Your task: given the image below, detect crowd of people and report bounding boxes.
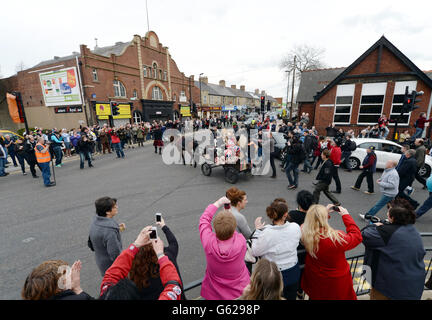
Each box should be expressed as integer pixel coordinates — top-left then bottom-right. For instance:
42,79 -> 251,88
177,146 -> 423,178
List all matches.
21,186 -> 430,301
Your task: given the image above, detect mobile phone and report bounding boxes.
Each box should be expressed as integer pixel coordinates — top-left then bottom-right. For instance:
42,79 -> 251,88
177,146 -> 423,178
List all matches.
155,213 -> 162,223
224,203 -> 231,210
150,227 -> 158,240
332,206 -> 340,212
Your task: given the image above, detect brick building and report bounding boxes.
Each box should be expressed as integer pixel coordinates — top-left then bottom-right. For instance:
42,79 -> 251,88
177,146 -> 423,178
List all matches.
3,31 -> 199,130
297,36 -> 432,137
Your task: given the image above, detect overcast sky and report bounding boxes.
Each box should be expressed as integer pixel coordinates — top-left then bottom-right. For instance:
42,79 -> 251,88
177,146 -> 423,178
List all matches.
1,0 -> 432,101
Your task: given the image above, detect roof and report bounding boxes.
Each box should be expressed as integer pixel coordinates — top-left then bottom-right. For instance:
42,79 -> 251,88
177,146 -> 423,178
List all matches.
314,36 -> 432,101
32,53 -> 80,68
91,41 -> 131,57
297,68 -> 346,102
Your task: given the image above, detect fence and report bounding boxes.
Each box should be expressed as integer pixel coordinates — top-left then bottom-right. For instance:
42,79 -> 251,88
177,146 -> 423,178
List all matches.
184,233 -> 432,299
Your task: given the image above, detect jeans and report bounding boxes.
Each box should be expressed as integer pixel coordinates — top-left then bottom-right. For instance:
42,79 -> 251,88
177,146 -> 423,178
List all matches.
332,166 -> 342,192
112,143 -> 124,158
8,149 -> 17,166
416,192 -> 432,218
286,162 -> 299,187
303,155 -> 313,172
380,127 -> 389,139
16,153 -> 29,173
281,263 -> 300,300
413,128 -> 423,139
79,151 -> 92,168
53,146 -> 63,166
39,162 -> 51,186
341,151 -> 352,171
0,158 -> 5,175
366,195 -> 395,216
270,151 -> 277,176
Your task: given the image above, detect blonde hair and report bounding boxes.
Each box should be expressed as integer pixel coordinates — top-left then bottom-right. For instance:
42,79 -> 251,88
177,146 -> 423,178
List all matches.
240,259 -> 284,300
301,205 -> 347,259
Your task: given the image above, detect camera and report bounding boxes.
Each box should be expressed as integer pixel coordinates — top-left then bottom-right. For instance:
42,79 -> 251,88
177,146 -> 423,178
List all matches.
332,206 -> 340,212
224,203 -> 231,210
155,213 -> 162,223
150,227 -> 158,240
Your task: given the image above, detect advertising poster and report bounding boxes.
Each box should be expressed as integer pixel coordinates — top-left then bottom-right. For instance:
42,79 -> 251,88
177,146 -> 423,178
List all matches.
39,67 -> 82,106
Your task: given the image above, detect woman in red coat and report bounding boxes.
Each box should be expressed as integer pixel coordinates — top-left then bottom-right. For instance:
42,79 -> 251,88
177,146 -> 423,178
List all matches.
300,204 -> 362,300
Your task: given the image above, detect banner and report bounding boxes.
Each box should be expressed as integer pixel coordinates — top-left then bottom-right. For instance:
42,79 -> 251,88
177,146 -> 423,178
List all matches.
180,106 -> 191,117
39,67 -> 82,106
6,93 -> 22,123
96,103 -> 111,117
113,104 -> 131,119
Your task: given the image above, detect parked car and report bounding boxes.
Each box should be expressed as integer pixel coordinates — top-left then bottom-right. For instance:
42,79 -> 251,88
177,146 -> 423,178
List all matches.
349,138 -> 432,178
0,129 -> 25,141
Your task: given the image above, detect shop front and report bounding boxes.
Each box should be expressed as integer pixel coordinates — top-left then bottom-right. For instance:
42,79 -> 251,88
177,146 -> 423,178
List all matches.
94,101 -> 132,127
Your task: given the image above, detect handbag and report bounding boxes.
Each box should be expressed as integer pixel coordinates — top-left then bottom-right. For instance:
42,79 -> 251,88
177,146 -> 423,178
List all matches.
244,231 -> 258,264
87,236 -> 94,252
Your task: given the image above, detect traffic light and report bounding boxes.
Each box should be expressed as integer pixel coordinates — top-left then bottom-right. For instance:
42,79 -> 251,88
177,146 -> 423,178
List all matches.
192,103 -> 197,114
260,96 -> 265,113
401,87 -> 411,113
410,90 -> 424,111
267,101 -> 271,112
111,101 -> 120,116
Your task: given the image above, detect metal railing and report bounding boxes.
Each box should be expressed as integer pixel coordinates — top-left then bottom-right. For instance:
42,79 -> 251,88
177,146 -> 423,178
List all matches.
184,233 -> 432,299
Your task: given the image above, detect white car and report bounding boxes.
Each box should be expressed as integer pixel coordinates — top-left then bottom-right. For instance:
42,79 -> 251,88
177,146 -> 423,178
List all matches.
348,138 -> 432,178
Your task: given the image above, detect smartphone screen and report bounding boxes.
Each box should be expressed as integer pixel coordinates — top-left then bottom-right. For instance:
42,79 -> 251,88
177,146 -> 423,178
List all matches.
150,227 -> 157,239
155,213 -> 162,222
332,206 -> 340,212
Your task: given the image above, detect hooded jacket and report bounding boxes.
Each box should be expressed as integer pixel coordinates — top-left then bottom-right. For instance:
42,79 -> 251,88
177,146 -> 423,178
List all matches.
199,204 -> 250,300
377,167 -> 399,197
89,215 -> 123,276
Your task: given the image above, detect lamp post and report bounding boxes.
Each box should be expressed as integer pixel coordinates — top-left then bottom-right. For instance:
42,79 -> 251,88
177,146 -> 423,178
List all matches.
285,70 -> 290,119
199,73 -> 204,119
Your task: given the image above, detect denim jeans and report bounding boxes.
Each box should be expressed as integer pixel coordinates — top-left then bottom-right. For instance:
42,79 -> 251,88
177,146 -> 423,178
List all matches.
112,143 -> 125,158
414,128 -> 423,139
8,148 -> 18,166
0,158 -> 5,175
416,192 -> 432,218
39,162 -> 51,186
286,162 -> 299,187
79,151 -> 92,168
341,151 -> 352,170
366,195 -> 394,217
53,146 -> 63,166
303,156 -> 313,172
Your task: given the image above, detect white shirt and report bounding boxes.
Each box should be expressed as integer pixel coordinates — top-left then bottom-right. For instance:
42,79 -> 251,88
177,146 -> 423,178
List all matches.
251,222 -> 301,271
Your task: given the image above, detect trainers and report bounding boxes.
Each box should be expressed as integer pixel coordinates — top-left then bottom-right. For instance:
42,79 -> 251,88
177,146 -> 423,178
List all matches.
55,164 -> 61,168
23,172 -> 27,176
351,186 -> 360,191
364,191 -> 374,195
359,214 -> 366,221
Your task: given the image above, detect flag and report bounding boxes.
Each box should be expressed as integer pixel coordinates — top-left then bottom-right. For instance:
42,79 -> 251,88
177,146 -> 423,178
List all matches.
6,93 -> 23,123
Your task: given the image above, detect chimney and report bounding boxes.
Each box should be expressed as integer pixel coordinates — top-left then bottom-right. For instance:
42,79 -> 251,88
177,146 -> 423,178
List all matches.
231,85 -> 236,90
240,85 -> 245,91
254,89 -> 260,95
219,80 -> 225,87
201,76 -> 208,84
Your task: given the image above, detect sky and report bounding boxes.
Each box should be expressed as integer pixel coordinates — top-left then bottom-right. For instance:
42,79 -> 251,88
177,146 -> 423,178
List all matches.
1,0 -> 432,102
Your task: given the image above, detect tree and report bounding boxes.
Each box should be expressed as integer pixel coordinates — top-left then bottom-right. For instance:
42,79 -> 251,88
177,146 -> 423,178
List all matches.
15,61 -> 27,73
280,44 -> 327,78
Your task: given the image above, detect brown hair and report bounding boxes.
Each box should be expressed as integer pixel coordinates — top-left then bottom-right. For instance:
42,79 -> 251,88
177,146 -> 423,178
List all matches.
22,260 -> 68,300
226,187 -> 246,207
240,258 -> 284,300
129,244 -> 160,290
266,201 -> 288,222
213,210 -> 237,240
322,149 -> 331,158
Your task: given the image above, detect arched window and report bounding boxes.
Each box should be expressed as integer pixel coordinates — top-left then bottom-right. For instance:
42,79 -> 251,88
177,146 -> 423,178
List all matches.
152,86 -> 163,101
153,63 -> 158,79
133,110 -> 143,124
113,80 -> 126,97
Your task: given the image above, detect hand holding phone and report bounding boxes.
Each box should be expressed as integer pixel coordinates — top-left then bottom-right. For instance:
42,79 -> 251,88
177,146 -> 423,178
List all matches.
150,227 -> 158,240
155,213 -> 162,223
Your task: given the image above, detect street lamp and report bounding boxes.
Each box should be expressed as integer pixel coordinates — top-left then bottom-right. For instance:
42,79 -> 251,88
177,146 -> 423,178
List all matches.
285,70 -> 290,119
199,73 -> 204,119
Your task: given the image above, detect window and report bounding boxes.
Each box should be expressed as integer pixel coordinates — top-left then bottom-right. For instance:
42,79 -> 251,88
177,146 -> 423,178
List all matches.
390,81 -> 417,126
159,70 -> 163,80
113,80 -> 126,97
203,95 -> 207,104
381,143 -> 402,154
153,63 -> 158,79
358,142 -> 380,150
92,69 -> 98,81
358,83 -> 387,124
143,66 -> 148,77
333,84 -> 355,124
173,94 -> 177,101
132,89 -> 138,99
163,71 -> 167,81
133,110 -> 142,124
179,91 -> 187,102
152,86 -> 163,100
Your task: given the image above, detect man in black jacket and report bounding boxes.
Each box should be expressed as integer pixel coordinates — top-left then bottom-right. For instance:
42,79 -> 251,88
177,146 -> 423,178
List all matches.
325,123 -> 338,137
313,149 -> 341,205
301,131 -> 315,173
396,149 -> 420,209
285,136 -> 306,190
77,135 -> 94,169
340,135 -> 355,172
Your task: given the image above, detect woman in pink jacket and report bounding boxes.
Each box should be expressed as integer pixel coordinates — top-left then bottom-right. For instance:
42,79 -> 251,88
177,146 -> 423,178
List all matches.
199,196 -> 250,300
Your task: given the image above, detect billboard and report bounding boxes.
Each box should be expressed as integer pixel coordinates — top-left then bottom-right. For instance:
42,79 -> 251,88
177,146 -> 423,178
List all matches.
95,102 -> 131,120
39,67 -> 82,106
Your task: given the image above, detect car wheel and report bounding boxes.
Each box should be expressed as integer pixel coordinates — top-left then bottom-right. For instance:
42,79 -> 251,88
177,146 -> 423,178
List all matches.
419,164 -> 431,178
349,157 -> 360,170
201,163 -> 212,176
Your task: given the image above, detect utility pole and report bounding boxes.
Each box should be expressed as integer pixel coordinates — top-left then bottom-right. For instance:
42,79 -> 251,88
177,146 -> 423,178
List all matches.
199,73 -> 203,119
290,55 -> 296,121
285,70 -> 290,118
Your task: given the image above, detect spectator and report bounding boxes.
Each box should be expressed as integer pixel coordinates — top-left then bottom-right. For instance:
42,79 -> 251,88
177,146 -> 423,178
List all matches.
61,129 -> 72,157
351,146 -> 377,194
313,149 -> 340,206
360,160 -> 399,222
240,258 -> 284,300
77,135 -> 94,169
396,149 -> 420,209
108,128 -> 125,159
100,227 -> 183,300
14,138 -> 30,176
285,136 -> 306,190
4,134 -> 17,167
24,135 -> 40,178
301,204 -> 363,300
377,113 -> 389,139
340,135 -> 355,172
0,142 -> 9,177
199,196 -> 250,300
414,139 -> 427,189
22,260 -> 93,300
369,125 -> 381,138
362,199 -> 426,300
329,140 -> 342,194
50,131 -> 64,167
325,123 -> 338,137
416,174 -> 432,219
89,197 -> 124,276
413,112 -> 432,138
312,136 -> 326,170
399,130 -> 411,144
301,131 -> 314,174
250,200 -> 301,300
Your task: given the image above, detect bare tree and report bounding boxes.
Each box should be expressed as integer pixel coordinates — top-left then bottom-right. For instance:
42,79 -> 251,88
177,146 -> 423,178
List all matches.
15,61 -> 27,73
280,44 -> 327,77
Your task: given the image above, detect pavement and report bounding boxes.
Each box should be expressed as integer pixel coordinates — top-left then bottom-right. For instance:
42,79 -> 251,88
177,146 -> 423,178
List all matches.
0,141 -> 431,300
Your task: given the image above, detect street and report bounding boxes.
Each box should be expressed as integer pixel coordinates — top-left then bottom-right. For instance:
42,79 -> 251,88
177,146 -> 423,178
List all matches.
1,142 -> 431,300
